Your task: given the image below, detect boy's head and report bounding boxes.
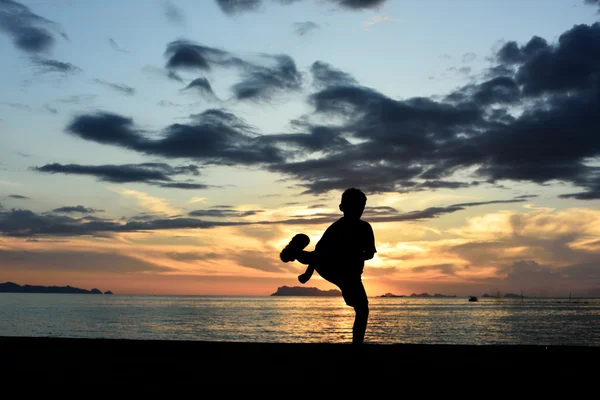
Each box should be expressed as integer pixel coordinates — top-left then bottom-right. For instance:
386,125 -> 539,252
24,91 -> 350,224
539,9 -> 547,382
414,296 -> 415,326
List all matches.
339,188 -> 367,219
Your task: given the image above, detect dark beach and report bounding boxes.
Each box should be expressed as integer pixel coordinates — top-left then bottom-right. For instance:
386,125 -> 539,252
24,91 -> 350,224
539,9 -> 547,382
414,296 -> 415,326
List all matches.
2,336 -> 598,383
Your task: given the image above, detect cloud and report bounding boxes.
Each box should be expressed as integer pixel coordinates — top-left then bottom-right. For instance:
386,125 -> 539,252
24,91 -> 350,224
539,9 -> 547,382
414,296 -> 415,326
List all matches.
108,38 -> 129,53
0,249 -> 175,273
8,195 -> 30,200
310,61 -> 357,88
163,1 -> 185,25
584,0 -> 600,12
44,105 -> 59,114
272,22 -> 600,197
0,0 -> 67,54
293,21 -> 320,36
93,79 -> 135,96
65,109 -> 285,165
181,77 -> 218,99
462,52 -> 477,63
0,197 -> 527,237
52,22 -> 600,200
215,0 -> 387,15
29,57 -> 82,74
215,0 -> 262,14
34,162 -> 207,190
53,206 -> 103,214
165,40 -> 302,101
141,65 -> 185,83
188,208 -> 263,218
412,263 -> 458,275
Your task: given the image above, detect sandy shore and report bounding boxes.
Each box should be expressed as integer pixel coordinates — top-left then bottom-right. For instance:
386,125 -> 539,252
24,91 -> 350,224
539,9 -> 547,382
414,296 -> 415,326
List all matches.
2,336 -> 598,383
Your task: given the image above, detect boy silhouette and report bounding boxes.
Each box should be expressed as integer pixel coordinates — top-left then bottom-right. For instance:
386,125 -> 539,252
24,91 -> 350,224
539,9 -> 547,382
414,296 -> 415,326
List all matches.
280,188 -> 376,345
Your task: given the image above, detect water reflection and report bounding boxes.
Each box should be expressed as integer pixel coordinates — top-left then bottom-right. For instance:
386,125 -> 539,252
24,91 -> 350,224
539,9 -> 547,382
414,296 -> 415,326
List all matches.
0,294 -> 598,345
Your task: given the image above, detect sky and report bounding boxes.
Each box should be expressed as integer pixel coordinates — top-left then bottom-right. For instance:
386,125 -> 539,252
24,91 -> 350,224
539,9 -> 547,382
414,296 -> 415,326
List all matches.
1,0 -> 600,297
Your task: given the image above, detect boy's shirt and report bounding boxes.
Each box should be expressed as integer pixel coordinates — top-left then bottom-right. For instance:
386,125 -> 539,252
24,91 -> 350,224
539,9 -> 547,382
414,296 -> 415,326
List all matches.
315,216 -> 376,275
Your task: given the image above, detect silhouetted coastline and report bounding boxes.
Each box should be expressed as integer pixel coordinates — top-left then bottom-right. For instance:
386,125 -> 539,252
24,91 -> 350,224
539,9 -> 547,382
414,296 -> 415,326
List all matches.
270,285 -> 342,296
380,292 -> 457,298
0,282 -> 112,295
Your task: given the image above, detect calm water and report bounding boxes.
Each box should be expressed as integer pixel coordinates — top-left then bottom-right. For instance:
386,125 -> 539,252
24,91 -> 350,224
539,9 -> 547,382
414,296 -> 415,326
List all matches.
1,294 -> 599,346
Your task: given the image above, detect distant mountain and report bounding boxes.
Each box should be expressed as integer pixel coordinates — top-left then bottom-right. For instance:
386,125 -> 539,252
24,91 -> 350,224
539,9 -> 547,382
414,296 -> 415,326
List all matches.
409,293 -> 457,298
0,282 -> 110,295
271,286 -> 342,297
380,292 -> 456,298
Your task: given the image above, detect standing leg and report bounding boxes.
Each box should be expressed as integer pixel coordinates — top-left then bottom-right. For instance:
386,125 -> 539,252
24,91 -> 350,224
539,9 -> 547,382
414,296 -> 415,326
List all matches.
340,278 -> 369,345
352,303 -> 369,345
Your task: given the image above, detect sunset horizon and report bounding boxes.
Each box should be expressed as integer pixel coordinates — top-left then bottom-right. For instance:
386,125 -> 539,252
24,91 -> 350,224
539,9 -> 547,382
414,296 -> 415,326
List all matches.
2,0 -> 600,298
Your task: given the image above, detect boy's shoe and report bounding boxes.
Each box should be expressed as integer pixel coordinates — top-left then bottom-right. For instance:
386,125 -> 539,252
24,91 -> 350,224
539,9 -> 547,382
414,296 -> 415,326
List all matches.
298,271 -> 312,284
280,234 -> 310,262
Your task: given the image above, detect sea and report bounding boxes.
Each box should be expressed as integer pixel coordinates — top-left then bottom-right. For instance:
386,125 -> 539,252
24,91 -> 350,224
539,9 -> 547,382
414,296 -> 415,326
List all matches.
1,294 -> 599,346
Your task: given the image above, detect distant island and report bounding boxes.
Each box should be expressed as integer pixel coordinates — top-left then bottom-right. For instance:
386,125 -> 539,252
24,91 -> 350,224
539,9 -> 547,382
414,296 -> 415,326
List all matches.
380,292 -> 457,298
271,286 -> 342,297
0,282 -> 113,295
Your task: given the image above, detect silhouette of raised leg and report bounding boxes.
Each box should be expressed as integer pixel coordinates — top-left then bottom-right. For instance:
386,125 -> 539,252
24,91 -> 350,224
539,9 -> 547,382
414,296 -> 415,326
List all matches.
280,234 -> 310,263
298,266 -> 314,284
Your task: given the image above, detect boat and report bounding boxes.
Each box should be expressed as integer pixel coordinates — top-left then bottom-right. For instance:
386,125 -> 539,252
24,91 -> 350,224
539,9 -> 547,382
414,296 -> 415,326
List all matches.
468,296 -> 478,302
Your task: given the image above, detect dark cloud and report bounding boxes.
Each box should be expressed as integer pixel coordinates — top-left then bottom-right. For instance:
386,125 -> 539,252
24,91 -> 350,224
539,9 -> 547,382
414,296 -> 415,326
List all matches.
44,105 -> 59,114
108,38 -> 129,53
0,208 -> 243,237
333,0 -> 387,9
215,0 -> 386,15
53,206 -> 103,214
164,1 -> 185,25
66,109 -> 285,165
159,182 -> 210,189
258,124 -> 350,153
215,0 -> 262,14
93,79 -> 135,96
188,208 -> 262,218
0,249 -> 174,273
293,21 -> 320,36
445,76 -> 520,106
310,61 -> 357,88
57,95 -> 97,104
30,57 -> 81,74
0,197 -> 524,237
231,54 -> 302,101
8,195 -> 30,200
182,77 -> 217,99
165,40 -> 302,101
166,251 -> 221,262
584,0 -> 600,11
0,0 -> 66,54
413,263 -> 458,275
53,23 -> 600,200
273,23 -> 600,197
34,162 -> 207,190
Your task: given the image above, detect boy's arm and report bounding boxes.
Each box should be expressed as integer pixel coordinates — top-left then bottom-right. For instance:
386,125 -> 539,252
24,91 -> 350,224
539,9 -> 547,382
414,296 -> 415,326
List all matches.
362,222 -> 377,260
